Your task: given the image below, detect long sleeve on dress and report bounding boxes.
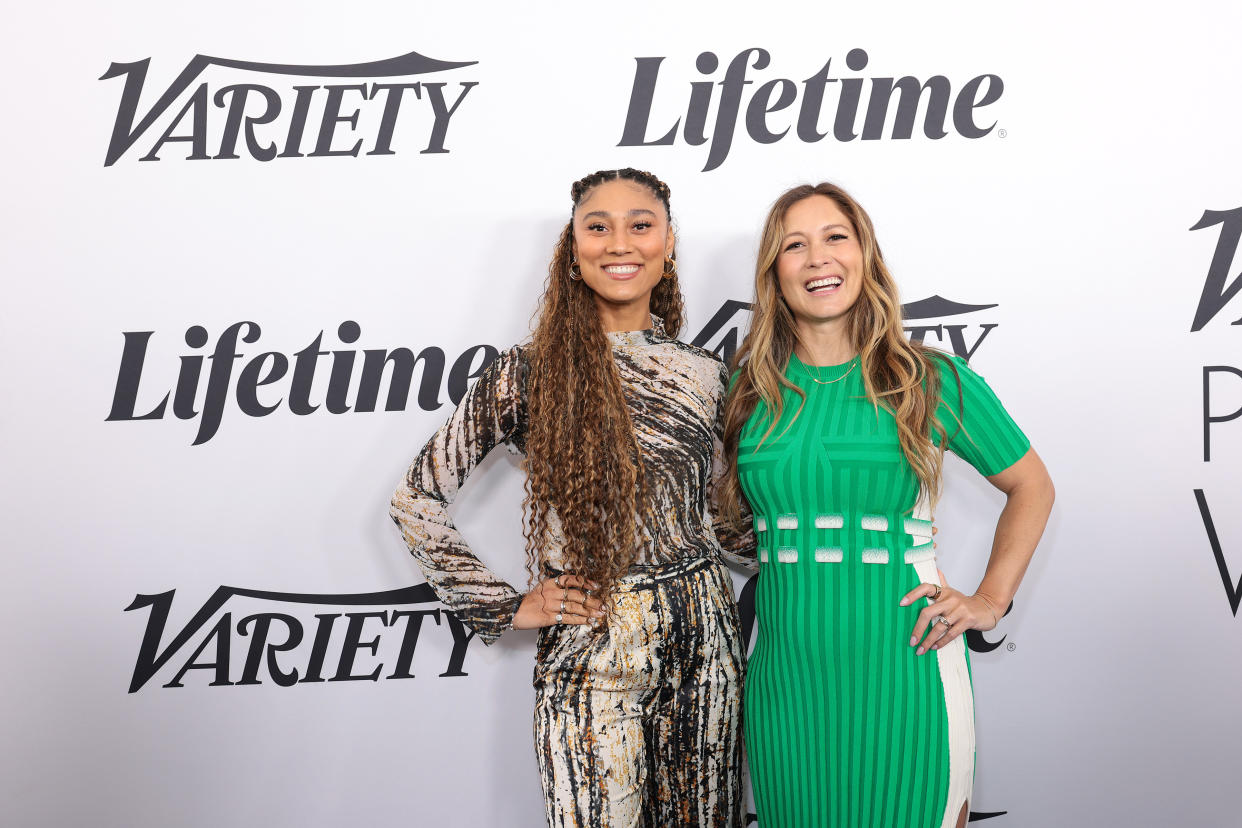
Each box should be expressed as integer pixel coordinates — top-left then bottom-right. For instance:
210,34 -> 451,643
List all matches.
710,361 -> 757,571
389,346 -> 528,645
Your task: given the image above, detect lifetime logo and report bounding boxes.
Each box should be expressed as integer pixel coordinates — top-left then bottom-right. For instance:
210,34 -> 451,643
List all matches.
105,298 -> 1002,446
619,48 -> 1004,172
106,321 -> 499,445
105,298 -> 1003,446
99,50 -> 478,166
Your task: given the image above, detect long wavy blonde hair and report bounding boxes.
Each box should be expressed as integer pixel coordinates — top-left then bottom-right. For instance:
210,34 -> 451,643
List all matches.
524,168 -> 684,608
719,183 -> 960,525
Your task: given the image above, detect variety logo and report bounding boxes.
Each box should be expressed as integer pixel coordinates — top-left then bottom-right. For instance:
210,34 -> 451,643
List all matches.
620,48 -> 1004,171
900,295 -> 999,359
1192,207 -> 1242,461
965,600 -> 1014,653
125,583 -> 476,692
691,295 -> 1000,365
100,50 -> 478,165
690,299 -> 755,364
1190,207 -> 1242,332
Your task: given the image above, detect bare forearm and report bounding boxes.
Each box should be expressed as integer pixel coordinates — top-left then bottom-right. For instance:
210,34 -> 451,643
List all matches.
910,450 -> 1052,650
975,475 -> 1054,610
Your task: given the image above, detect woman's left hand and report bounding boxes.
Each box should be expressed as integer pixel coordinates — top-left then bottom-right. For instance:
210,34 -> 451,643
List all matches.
899,570 -> 1000,655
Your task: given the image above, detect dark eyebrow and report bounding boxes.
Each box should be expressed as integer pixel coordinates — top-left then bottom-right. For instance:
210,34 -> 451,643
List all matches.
580,208 -> 659,221
780,223 -> 849,243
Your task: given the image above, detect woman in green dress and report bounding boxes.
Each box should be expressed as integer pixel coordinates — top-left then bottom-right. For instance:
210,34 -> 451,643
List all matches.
718,183 -> 1055,828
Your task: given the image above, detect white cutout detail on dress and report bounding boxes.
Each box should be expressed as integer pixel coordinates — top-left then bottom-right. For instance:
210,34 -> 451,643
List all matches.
814,514 -> 844,529
756,516 -> 767,533
861,548 -> 889,564
776,514 -> 798,530
860,514 -> 889,531
814,548 -> 844,563
904,546 -> 936,564
904,516 -> 934,538
776,547 -> 798,563
759,548 -> 769,563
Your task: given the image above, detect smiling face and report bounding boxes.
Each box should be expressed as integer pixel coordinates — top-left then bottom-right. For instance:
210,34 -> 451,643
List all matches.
572,179 -> 674,323
775,194 -> 865,329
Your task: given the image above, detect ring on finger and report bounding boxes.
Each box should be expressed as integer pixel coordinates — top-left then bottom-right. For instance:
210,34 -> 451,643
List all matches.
555,576 -> 563,589
554,613 -> 563,623
930,583 -> 943,601
936,615 -> 950,627
559,599 -> 566,613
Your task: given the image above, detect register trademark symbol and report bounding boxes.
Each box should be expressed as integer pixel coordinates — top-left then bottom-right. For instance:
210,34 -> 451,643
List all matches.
1006,642 -> 1016,652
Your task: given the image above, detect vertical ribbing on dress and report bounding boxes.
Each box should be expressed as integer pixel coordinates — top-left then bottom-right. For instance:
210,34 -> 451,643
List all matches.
740,352 -> 1028,828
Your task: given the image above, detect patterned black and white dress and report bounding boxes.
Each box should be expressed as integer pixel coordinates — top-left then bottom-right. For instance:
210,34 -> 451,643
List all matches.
390,318 -> 755,828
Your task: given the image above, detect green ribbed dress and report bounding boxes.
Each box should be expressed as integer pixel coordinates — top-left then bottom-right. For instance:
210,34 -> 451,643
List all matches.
741,352 -> 1029,828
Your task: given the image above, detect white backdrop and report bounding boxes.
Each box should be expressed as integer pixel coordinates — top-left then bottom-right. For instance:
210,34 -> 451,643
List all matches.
3,2 -> 1241,826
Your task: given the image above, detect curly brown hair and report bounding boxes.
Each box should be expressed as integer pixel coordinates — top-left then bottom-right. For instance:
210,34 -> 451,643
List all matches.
523,169 -> 685,609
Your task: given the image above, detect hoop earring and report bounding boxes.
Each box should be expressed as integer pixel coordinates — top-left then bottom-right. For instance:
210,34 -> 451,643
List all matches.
569,259 -> 582,281
663,256 -> 677,280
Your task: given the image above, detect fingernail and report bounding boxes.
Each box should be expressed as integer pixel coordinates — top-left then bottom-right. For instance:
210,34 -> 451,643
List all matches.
899,598 -> 909,606
593,610 -> 605,617
916,647 -> 925,656
931,644 -> 939,651
909,637 -> 917,647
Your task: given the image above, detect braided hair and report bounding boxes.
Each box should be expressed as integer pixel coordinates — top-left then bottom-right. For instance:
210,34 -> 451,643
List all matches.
522,168 -> 685,611
566,168 -> 682,337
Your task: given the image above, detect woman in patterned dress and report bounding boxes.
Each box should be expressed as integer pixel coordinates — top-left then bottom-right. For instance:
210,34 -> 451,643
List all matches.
719,183 -> 1055,828
390,169 -> 754,827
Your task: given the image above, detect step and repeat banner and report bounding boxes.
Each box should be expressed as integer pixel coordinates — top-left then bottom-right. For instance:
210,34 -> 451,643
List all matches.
3,3 -> 1240,826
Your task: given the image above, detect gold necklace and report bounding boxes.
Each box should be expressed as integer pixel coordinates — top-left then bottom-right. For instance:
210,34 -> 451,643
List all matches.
800,355 -> 858,385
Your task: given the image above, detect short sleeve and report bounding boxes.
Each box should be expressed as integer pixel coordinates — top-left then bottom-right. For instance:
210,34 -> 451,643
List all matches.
933,354 -> 1030,477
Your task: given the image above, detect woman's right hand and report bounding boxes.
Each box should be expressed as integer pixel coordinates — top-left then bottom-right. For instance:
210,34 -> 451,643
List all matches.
512,574 -> 606,629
